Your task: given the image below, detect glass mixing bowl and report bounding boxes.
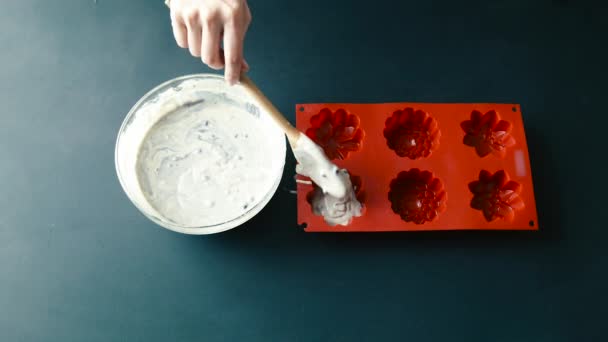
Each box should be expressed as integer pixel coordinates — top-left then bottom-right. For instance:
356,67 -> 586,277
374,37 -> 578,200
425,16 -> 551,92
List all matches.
115,74 -> 286,234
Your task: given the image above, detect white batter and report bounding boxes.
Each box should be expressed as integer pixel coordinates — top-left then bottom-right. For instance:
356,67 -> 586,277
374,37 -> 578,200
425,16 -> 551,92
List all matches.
308,169 -> 363,226
292,133 -> 362,225
118,77 -> 285,229
292,133 -> 348,198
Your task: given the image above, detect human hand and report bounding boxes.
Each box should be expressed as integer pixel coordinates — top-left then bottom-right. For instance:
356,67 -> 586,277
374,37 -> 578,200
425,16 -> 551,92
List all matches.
167,0 -> 251,85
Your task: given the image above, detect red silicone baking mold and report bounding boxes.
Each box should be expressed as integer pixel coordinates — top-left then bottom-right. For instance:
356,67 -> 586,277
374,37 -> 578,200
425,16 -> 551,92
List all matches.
296,103 -> 538,232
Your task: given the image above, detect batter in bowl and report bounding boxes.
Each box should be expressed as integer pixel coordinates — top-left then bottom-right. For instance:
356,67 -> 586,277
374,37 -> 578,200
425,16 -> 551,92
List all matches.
116,75 -> 285,231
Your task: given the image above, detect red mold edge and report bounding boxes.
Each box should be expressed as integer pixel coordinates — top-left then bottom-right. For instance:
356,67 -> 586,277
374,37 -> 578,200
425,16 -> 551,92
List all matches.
383,108 -> 441,159
469,170 -> 525,222
388,169 -> 447,224
461,110 -> 516,158
305,108 -> 365,160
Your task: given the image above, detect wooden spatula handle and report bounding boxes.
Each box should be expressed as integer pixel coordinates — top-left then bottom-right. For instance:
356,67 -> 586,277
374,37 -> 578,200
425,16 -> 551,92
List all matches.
239,74 -> 301,146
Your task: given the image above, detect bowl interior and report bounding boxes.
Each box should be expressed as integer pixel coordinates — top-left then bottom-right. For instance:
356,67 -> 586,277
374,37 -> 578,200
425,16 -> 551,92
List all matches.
115,74 -> 286,234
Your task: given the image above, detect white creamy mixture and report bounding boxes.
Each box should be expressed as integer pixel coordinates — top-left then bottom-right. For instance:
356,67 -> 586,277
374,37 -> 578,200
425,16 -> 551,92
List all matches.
292,133 -> 362,226
117,77 -> 285,229
292,133 -> 348,198
308,169 -> 363,226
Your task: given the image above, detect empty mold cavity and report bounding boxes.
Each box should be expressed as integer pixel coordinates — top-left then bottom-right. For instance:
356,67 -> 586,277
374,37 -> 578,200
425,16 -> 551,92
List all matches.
383,108 -> 441,159
468,170 -> 525,222
461,110 -> 516,158
388,169 -> 447,224
305,108 -> 365,160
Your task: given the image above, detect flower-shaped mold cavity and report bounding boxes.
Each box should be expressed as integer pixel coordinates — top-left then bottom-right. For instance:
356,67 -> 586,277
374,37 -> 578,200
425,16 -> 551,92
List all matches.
305,108 -> 365,160
388,169 -> 447,224
307,173 -> 366,207
469,170 -> 525,222
383,108 -> 441,159
461,110 -> 516,158
306,173 -> 366,226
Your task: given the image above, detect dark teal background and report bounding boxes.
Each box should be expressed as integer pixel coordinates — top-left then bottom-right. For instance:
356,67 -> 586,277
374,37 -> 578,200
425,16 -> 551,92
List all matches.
1,0 -> 607,341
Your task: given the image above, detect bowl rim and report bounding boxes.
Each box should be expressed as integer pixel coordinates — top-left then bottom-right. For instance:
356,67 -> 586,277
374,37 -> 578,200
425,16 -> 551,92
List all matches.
114,73 -> 286,234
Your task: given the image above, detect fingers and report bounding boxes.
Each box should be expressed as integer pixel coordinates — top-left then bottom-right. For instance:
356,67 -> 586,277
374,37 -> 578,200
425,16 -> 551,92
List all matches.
184,10 -> 202,57
223,24 -> 245,85
201,19 -> 224,70
168,1 -> 251,85
170,10 -> 188,48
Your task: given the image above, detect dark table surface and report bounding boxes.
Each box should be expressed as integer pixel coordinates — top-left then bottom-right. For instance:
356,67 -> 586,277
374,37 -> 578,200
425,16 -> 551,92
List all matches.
1,0 -> 607,341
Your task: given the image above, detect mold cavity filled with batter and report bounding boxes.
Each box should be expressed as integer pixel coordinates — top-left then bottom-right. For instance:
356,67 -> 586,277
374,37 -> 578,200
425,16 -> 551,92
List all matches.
468,170 -> 525,222
461,110 -> 516,158
383,108 -> 441,159
388,169 -> 447,224
306,171 -> 366,226
305,108 -> 365,160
